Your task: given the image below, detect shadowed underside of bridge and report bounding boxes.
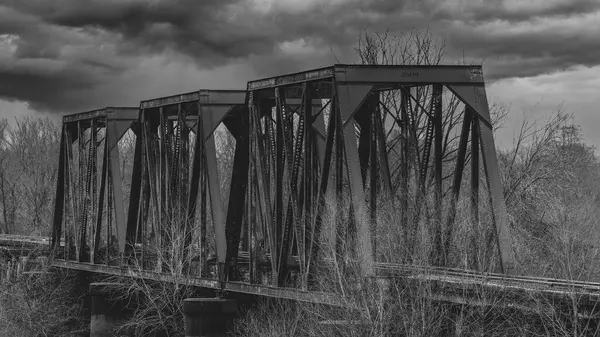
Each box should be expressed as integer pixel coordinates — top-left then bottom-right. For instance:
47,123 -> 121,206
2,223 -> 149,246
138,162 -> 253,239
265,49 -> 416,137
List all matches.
4,233 -> 600,316
47,64 -> 524,303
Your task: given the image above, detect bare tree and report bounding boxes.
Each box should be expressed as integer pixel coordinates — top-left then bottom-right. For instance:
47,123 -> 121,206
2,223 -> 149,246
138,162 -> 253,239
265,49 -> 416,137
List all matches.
0,119 -> 21,235
0,258 -> 88,335
4,117 -> 60,235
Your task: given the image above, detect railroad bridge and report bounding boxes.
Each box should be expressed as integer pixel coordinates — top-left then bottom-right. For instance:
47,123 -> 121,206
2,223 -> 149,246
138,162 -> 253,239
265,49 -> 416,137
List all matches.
1,65 -> 599,336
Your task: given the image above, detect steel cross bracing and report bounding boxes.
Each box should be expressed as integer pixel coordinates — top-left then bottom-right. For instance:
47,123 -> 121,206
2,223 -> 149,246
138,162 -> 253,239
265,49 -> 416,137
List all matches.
49,65 -> 514,298
241,64 -> 513,291
125,90 -> 247,278
51,107 -> 139,264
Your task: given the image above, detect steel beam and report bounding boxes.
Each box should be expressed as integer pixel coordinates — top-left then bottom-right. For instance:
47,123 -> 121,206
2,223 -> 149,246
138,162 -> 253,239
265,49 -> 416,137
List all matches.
443,108 -> 472,264
449,86 -> 515,272
224,112 -> 249,280
447,86 -> 492,127
337,83 -> 374,276
51,259 -> 348,307
63,107 -> 138,123
470,114 -> 480,270
247,65 -> 485,90
51,126 -> 67,251
94,140 -> 108,263
334,65 -> 485,85
107,121 -> 127,256
431,84 -> 443,265
136,89 -> 245,278
141,90 -> 246,110
199,94 -> 229,276
54,107 -> 138,264
51,64 -> 514,300
125,123 -> 143,259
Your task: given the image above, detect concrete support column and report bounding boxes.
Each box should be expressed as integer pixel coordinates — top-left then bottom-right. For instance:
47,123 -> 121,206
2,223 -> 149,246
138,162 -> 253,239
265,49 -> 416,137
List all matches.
16,257 -> 24,277
89,282 -> 123,337
5,259 -> 13,281
183,298 -> 238,337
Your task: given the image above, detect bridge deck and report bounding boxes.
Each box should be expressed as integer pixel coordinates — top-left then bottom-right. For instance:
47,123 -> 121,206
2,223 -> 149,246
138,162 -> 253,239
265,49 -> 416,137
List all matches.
2,235 -> 599,311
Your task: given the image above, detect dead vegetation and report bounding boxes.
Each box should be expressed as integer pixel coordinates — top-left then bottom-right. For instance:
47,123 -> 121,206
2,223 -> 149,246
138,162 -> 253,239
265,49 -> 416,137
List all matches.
0,256 -> 88,336
0,28 -> 599,336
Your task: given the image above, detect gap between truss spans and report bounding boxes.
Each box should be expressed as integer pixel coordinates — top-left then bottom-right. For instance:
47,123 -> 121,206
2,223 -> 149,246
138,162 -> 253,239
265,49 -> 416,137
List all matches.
244,64 -> 514,289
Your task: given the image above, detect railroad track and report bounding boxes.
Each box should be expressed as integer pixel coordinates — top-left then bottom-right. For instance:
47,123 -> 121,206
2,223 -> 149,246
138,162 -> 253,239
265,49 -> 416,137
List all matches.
1,234 -> 599,302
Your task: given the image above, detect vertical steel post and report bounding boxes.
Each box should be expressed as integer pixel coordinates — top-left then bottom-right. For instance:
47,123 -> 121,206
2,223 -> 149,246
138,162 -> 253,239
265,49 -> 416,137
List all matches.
274,89 -> 285,283
400,89 -> 410,259
188,103 -> 204,267
126,123 -> 143,261
334,91 -> 345,260
335,82 -> 374,276
51,126 -> 67,251
139,118 -> 150,268
77,121 -> 84,261
107,121 -> 126,259
200,94 -> 228,280
375,96 -> 392,197
443,108 -> 472,265
248,92 -> 257,284
107,149 -> 113,265
88,122 -> 98,263
432,85 -> 443,265
277,88 -> 303,286
307,90 -> 338,284
302,83 -> 313,286
370,98 -> 378,259
64,129 -> 75,259
470,113 -> 480,270
224,112 -> 249,281
94,139 -> 108,264
158,108 -> 166,262
357,107 -> 372,187
249,98 -> 274,281
143,117 -> 160,269
199,116 -> 208,276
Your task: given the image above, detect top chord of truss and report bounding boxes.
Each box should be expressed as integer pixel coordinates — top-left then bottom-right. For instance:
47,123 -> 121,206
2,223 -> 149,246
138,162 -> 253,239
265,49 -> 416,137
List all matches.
247,64 -> 485,90
140,90 -> 247,110
62,107 -> 139,124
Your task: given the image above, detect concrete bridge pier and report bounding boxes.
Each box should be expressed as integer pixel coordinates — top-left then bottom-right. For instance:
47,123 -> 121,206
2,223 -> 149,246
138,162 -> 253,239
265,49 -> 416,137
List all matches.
183,298 -> 238,337
89,282 -> 126,337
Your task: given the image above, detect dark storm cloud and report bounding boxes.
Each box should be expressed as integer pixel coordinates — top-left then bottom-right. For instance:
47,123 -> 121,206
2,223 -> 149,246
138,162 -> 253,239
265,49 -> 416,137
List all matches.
1,0 -> 600,113
7,0 -> 298,64
0,4 -> 134,112
445,10 -> 600,80
433,0 -> 600,23
5,0 -> 432,67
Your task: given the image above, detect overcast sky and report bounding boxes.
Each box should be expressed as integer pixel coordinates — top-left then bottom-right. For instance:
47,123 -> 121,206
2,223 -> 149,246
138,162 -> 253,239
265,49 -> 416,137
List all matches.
1,0 -> 599,149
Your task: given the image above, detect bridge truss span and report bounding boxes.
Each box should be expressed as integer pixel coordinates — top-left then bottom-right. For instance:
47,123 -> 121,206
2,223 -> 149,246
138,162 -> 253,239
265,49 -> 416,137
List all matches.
127,90 -> 247,278
241,64 -> 514,291
48,65 -> 517,299
51,107 -> 139,264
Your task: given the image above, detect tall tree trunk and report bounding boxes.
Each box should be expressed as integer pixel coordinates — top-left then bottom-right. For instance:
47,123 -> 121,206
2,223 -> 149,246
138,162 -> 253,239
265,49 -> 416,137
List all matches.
1,174 -> 9,234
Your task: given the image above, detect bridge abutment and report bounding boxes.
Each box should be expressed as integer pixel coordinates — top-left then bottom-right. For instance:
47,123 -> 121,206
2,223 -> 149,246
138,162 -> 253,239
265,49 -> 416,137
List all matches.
183,298 -> 238,337
89,282 -> 126,337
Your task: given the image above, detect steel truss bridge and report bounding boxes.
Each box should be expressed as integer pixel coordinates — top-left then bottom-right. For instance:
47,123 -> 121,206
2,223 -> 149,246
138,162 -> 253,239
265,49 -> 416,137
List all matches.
2,65 -> 599,317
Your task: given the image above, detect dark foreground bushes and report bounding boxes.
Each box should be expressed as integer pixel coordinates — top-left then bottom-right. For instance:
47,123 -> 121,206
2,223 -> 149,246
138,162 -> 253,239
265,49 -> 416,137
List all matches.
0,266 -> 88,336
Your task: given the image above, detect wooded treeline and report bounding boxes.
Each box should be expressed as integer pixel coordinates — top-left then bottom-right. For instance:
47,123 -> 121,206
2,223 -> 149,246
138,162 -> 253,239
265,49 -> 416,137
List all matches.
0,117 -> 60,236
1,29 -> 600,336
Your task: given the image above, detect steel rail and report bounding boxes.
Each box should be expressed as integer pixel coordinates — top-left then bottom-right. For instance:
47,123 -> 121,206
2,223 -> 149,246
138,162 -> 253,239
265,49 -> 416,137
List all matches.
1,234 -> 600,301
